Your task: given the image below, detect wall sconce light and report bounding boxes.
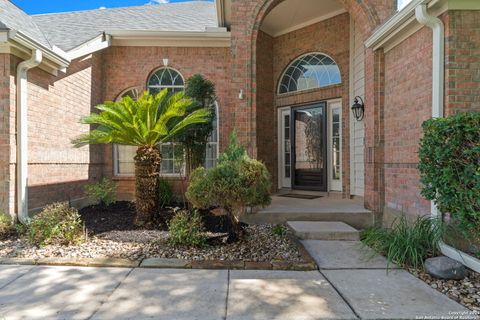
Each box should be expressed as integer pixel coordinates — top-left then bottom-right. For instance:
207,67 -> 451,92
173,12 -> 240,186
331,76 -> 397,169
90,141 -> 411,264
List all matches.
162,58 -> 169,66
238,89 -> 245,100
351,96 -> 365,121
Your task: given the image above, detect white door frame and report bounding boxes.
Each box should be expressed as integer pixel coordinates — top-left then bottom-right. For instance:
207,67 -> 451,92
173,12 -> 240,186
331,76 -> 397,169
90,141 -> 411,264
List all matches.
278,99 -> 342,191
327,99 -> 342,191
278,107 -> 292,189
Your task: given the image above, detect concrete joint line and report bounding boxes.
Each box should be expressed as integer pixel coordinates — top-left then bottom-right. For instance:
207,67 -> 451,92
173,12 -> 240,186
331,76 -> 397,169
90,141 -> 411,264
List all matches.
223,269 -> 230,320
86,267 -> 134,320
318,269 -> 361,320
0,266 -> 35,290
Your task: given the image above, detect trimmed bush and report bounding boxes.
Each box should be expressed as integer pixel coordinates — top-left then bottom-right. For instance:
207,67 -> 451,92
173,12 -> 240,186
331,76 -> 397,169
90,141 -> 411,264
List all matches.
418,112 -> 480,234
158,178 -> 174,208
84,178 -> 117,207
0,214 -> 14,240
361,215 -> 445,270
27,203 -> 83,246
186,132 -> 271,240
168,210 -> 206,247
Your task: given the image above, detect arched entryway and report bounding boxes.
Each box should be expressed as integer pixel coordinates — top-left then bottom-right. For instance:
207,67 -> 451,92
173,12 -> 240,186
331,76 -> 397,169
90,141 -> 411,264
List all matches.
245,0 -> 394,200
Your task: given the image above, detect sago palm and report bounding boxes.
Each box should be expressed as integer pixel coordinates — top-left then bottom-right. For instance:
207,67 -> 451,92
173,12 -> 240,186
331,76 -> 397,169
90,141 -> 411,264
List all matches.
73,89 -> 210,224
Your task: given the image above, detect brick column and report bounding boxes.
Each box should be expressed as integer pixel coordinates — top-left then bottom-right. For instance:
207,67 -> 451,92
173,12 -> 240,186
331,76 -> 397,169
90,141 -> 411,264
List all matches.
363,48 -> 385,221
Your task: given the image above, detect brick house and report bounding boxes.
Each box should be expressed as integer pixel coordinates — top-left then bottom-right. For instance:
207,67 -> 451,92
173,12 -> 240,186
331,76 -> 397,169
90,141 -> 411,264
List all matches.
0,0 -> 479,225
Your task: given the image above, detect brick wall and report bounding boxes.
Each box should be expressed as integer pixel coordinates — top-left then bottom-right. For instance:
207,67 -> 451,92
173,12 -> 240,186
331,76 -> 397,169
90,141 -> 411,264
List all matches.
383,27 -> 433,218
445,10 -> 480,115
10,53 -> 106,212
102,46 -> 232,199
255,31 -> 275,186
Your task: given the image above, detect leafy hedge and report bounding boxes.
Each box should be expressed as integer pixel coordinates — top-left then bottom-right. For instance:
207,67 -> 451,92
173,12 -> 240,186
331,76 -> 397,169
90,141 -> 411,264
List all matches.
418,112 -> 480,234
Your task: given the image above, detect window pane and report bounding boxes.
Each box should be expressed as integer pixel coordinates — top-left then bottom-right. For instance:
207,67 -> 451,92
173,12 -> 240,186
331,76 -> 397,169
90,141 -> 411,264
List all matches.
279,53 -> 341,94
117,145 -> 136,175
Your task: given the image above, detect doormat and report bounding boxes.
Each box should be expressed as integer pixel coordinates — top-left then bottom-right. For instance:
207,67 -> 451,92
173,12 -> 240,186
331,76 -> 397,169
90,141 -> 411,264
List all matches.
278,193 -> 322,200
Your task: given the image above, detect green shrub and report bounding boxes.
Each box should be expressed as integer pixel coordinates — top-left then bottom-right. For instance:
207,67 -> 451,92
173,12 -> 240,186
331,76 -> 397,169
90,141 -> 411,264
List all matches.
272,224 -> 287,237
361,215 -> 445,270
168,210 -> 206,247
186,132 -> 271,239
27,202 -> 83,246
0,214 -> 14,240
419,112 -> 480,235
158,178 -> 174,208
84,178 -> 117,207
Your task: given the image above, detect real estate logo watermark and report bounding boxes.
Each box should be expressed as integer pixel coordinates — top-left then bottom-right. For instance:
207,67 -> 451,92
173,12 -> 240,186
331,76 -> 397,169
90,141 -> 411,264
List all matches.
416,310 -> 480,320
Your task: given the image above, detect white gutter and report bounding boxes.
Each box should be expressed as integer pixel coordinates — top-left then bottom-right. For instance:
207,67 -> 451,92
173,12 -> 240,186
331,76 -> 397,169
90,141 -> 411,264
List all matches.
8,30 -> 69,68
16,49 -> 42,224
415,4 -> 480,273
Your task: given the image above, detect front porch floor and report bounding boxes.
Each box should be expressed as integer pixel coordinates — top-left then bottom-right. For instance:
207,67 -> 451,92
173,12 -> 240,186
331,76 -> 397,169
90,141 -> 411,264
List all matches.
243,193 -> 374,229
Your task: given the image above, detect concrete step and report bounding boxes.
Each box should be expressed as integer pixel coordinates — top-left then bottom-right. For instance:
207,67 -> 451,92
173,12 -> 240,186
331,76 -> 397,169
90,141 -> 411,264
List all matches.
243,211 -> 373,229
287,221 -> 360,240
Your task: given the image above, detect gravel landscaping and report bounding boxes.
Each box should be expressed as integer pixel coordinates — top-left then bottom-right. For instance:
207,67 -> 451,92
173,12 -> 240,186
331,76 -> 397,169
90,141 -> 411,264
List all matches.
410,268 -> 480,312
0,202 -> 306,266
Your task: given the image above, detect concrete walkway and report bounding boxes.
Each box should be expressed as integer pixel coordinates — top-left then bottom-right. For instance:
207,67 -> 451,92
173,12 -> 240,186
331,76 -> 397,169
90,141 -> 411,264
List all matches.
0,242 -> 473,320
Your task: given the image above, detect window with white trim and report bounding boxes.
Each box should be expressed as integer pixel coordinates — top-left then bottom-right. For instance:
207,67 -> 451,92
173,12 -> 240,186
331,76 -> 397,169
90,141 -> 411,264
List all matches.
204,103 -> 219,169
278,53 -> 341,94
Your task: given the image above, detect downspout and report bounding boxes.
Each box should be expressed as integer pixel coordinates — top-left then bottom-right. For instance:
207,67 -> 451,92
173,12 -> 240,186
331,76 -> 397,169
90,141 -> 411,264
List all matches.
416,4 -> 480,273
415,3 -> 444,219
16,49 -> 42,224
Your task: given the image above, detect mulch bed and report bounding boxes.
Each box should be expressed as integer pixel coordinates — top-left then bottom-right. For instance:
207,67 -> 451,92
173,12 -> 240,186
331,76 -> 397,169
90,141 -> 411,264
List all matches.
0,202 -> 314,270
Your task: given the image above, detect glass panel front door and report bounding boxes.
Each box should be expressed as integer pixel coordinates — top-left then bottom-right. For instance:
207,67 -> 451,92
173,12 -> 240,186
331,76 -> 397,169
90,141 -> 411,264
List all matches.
292,103 -> 327,191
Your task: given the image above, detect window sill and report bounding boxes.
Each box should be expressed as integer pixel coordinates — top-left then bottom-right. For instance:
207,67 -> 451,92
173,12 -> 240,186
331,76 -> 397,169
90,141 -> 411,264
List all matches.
112,174 -> 185,181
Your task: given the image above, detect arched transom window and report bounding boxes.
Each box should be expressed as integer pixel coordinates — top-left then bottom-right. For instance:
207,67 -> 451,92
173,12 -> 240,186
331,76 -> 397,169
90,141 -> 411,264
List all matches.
148,67 -> 184,94
278,53 -> 341,94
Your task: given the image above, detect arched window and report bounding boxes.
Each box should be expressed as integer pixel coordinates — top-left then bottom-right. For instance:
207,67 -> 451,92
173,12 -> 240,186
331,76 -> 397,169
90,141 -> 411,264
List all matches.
147,67 -> 184,94
278,53 -> 341,94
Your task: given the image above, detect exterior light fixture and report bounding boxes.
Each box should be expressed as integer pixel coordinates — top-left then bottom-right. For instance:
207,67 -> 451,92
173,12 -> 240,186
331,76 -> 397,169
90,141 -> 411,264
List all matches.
163,58 -> 169,66
238,89 -> 245,99
351,96 -> 365,121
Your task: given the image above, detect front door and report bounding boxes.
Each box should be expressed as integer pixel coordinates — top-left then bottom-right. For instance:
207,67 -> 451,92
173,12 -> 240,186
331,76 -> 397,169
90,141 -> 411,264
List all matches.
292,103 -> 327,191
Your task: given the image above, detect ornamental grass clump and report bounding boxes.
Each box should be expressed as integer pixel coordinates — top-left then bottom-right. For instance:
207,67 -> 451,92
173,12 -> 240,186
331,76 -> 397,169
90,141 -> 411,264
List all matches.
168,210 -> 206,247
361,215 -> 445,270
26,202 -> 83,246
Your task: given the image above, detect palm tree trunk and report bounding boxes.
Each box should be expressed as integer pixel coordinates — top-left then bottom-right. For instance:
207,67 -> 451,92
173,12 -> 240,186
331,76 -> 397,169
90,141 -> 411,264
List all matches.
134,145 -> 161,225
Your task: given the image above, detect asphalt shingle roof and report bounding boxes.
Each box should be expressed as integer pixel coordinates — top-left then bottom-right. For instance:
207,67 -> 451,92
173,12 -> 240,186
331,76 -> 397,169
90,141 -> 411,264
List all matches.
0,0 -> 51,48
32,1 -> 217,51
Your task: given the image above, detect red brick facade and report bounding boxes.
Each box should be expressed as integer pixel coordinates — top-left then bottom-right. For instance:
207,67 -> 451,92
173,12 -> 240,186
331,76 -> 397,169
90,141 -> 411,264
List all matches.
1,1 -> 479,224
101,46 -> 232,200
383,27 -> 433,218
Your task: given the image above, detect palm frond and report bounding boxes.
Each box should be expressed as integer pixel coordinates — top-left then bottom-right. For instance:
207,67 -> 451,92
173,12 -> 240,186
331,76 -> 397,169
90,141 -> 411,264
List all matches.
72,89 -> 210,149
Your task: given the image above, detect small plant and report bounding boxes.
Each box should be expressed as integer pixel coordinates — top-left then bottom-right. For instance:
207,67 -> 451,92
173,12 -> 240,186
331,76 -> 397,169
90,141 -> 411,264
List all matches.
0,214 -> 14,240
168,210 -> 206,247
26,202 -> 83,246
272,224 -> 287,237
158,178 -> 174,208
361,215 -> 445,270
84,178 -> 117,207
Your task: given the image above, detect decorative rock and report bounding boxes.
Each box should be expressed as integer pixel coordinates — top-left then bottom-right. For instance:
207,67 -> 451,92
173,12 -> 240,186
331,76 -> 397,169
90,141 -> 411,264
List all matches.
425,256 -> 466,280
